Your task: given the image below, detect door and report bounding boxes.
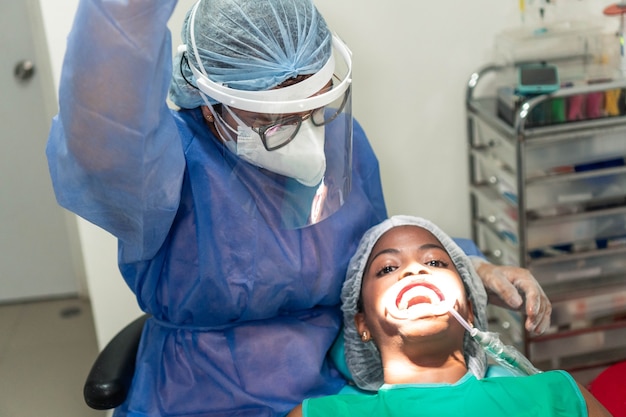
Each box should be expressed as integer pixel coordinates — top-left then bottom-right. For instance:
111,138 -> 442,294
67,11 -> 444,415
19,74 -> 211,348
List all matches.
0,1 -> 82,302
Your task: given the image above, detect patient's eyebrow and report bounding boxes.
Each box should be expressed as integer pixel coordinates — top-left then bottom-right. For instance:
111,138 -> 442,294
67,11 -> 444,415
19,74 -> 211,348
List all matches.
368,248 -> 400,265
367,242 -> 447,269
418,243 -> 446,252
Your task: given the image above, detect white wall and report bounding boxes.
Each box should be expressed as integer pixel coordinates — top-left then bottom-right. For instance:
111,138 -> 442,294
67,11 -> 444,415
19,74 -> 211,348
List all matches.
312,0 -> 613,236
39,0 -> 615,349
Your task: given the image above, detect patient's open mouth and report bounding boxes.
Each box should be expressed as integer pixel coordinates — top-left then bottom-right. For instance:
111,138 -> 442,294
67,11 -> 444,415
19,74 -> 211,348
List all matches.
396,282 -> 445,311
384,279 -> 449,320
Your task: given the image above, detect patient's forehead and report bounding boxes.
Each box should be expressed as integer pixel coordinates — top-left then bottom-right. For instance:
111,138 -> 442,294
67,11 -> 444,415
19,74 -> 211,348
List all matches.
372,226 -> 441,253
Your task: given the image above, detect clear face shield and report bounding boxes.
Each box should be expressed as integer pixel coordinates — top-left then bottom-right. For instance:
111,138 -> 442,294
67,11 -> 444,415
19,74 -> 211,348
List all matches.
185,2 -> 353,229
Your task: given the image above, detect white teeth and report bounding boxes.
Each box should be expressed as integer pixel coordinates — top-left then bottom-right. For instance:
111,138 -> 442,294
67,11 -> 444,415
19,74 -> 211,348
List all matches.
398,286 -> 439,311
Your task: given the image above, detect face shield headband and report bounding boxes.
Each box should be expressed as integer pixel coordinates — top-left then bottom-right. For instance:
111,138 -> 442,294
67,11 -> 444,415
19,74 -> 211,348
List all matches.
184,0 -> 352,114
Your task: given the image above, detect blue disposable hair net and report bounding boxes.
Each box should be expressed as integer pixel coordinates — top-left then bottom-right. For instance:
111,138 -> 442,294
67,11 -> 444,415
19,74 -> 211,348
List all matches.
169,0 -> 333,109
341,215 -> 489,391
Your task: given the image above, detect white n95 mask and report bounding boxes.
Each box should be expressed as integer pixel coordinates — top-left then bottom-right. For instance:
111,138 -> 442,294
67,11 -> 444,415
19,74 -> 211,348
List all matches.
221,110 -> 327,187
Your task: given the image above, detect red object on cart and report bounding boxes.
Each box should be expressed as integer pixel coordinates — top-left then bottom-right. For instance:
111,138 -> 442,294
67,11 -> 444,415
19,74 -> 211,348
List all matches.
604,3 -> 626,16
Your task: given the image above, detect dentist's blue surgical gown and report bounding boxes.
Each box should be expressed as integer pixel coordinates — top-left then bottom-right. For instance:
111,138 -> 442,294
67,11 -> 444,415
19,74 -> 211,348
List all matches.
46,1 -> 386,416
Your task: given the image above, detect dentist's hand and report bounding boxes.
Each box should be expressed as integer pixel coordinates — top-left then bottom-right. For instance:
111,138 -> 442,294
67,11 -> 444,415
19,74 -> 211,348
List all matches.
472,257 -> 552,336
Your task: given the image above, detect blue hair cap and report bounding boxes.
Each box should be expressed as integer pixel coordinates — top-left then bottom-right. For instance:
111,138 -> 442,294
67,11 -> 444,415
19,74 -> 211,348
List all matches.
169,0 -> 332,109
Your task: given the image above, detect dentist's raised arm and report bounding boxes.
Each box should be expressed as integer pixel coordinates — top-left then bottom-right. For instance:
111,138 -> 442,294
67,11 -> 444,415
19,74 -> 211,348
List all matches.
46,0 -> 185,260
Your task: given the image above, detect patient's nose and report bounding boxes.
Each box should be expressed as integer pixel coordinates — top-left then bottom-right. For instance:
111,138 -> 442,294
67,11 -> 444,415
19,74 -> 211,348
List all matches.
399,262 -> 430,280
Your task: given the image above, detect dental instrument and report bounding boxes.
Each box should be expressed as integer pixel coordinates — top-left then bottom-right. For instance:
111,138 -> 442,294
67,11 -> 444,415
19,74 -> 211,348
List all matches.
448,306 -> 542,376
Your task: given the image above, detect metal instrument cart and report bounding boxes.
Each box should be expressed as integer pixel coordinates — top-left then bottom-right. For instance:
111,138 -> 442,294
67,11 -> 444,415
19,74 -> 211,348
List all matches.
466,59 -> 626,384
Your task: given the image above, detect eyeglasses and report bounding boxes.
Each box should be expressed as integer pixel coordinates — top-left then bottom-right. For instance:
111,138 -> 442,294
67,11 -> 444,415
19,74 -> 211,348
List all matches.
252,87 -> 350,151
253,108 -> 322,151
185,51 -> 352,152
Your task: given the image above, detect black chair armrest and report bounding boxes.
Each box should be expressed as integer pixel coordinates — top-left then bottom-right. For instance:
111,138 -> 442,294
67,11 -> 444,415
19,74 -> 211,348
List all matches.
84,314 -> 149,410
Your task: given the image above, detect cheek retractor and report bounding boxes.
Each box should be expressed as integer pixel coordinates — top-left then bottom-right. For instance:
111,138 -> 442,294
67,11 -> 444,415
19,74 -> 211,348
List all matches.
384,279 -> 450,320
447,306 -> 542,376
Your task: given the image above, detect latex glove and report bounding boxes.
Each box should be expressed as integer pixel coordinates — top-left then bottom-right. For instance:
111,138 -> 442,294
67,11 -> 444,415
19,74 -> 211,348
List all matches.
471,257 -> 552,336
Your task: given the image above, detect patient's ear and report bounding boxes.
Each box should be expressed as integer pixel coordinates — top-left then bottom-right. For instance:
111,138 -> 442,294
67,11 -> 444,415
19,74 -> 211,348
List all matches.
354,313 -> 371,342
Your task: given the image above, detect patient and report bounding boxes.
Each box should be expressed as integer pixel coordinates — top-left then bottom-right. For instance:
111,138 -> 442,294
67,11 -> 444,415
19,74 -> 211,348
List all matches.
288,215 -> 611,417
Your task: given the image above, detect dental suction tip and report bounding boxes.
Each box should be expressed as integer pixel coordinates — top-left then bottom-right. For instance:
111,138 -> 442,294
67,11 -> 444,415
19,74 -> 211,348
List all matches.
447,306 -> 474,333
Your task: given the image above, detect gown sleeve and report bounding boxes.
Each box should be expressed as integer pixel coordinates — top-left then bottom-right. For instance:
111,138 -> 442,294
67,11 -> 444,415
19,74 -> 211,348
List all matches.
46,0 -> 185,262
453,237 -> 485,258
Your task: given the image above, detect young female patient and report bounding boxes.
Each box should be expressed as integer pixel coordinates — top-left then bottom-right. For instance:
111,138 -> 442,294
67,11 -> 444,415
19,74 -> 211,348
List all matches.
288,215 -> 611,417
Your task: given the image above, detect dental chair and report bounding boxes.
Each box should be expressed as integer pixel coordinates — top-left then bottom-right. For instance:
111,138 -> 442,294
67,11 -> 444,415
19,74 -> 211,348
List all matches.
84,314 -> 149,410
